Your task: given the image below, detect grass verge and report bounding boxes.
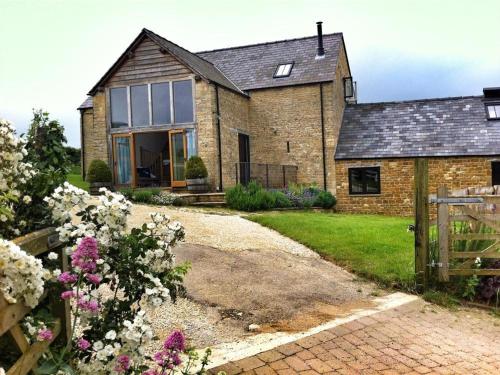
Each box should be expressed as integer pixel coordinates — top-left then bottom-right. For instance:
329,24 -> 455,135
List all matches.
249,211 -> 415,290
66,165 -> 89,191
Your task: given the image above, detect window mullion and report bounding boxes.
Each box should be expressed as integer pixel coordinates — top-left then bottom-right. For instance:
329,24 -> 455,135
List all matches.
148,83 -> 152,126
170,81 -> 174,124
127,86 -> 131,128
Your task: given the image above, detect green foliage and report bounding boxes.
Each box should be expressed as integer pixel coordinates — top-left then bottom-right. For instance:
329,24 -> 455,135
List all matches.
132,190 -> 154,203
185,156 -> 208,179
86,160 -> 112,183
250,212 -> 415,289
462,275 -> 479,301
313,191 -> 337,209
16,109 -> 69,233
225,181 -> 292,211
119,187 -> 134,199
422,290 -> 459,309
64,146 -> 81,165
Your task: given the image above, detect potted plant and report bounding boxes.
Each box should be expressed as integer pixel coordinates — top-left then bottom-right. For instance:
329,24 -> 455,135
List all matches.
86,159 -> 112,195
185,156 -> 209,192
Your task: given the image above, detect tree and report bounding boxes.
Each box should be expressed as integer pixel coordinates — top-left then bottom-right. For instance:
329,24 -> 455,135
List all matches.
15,110 -> 70,232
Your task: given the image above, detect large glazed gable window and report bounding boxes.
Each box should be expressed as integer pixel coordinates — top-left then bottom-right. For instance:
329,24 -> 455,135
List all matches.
173,80 -> 194,123
108,79 -> 194,128
348,166 -> 381,195
152,82 -> 171,125
110,87 -> 128,128
131,84 -> 149,126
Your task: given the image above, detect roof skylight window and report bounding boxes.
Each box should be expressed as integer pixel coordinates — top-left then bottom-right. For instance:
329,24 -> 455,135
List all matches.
274,63 -> 293,78
486,104 -> 500,120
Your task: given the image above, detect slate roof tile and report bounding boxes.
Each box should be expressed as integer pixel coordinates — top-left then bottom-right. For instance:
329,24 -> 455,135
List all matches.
335,96 -> 500,159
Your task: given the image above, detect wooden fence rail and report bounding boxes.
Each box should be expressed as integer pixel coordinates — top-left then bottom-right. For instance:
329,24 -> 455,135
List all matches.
434,186 -> 500,282
0,228 -> 70,375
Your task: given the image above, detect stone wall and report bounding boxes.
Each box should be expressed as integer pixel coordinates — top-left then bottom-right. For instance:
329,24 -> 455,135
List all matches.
246,43 -> 350,193
81,92 -> 109,177
194,80 -> 218,189
335,157 -> 497,216
217,86 -> 250,189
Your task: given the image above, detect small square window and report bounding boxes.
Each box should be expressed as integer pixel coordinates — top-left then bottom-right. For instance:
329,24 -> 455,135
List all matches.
486,104 -> 500,120
348,167 -> 381,195
274,63 -> 293,78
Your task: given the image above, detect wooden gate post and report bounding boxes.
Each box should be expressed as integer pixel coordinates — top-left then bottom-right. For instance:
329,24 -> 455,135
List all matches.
437,186 -> 450,282
414,158 -> 429,291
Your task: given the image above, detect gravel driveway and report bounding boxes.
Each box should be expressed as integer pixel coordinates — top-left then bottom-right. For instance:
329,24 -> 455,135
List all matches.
128,204 -> 381,348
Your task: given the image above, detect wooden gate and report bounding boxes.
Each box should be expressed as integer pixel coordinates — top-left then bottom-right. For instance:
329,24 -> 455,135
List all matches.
0,228 -> 70,375
434,186 -> 500,282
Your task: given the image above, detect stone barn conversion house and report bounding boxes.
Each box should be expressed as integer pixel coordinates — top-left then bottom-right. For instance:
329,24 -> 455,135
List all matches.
78,22 -> 500,216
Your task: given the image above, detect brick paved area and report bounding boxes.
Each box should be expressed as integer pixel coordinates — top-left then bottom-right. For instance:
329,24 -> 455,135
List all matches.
209,300 -> 500,374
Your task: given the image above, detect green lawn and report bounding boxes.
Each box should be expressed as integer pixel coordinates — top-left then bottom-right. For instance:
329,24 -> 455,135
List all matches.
66,165 -> 89,191
250,212 -> 415,289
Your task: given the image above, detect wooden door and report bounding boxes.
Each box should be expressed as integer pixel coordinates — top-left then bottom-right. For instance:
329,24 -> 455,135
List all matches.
169,130 -> 187,187
112,134 -> 136,187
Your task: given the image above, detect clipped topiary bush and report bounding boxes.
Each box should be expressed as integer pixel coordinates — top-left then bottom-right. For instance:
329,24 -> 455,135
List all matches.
86,160 -> 112,183
313,191 -> 337,209
185,156 -> 208,179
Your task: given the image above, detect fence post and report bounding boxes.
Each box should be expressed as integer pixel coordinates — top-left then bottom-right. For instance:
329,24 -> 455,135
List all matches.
414,158 -> 429,291
282,166 -> 286,188
437,186 -> 450,282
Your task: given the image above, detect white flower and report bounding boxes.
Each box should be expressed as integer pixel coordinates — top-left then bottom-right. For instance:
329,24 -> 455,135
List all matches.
22,195 -> 32,204
93,341 -> 104,351
105,330 -> 116,340
47,252 -> 58,260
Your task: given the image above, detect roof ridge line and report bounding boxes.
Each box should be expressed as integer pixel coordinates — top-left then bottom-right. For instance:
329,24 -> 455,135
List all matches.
196,32 -> 343,54
350,95 -> 484,106
143,28 -> 218,67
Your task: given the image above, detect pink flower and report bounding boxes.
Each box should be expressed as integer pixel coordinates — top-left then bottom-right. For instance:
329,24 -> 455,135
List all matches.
71,237 -> 99,273
153,351 -> 165,366
37,329 -> 53,342
77,338 -> 91,351
142,370 -> 159,375
57,272 -> 78,284
164,330 -> 185,352
115,354 -> 131,372
85,273 -> 101,285
60,290 -> 75,300
77,298 -> 100,313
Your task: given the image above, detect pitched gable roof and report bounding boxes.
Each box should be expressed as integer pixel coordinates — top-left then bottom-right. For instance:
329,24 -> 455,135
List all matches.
197,33 -> 345,91
335,96 -> 500,159
77,96 -> 93,110
88,28 -> 245,96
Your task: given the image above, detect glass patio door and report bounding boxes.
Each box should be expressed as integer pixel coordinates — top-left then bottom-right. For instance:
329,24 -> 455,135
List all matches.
169,130 -> 187,187
113,134 -> 135,186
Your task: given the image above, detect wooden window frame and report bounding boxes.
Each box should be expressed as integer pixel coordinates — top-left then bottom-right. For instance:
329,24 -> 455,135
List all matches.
348,166 -> 381,195
112,133 -> 136,187
107,77 -> 196,131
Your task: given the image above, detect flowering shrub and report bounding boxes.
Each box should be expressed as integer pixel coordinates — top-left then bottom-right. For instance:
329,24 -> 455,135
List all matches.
0,118 -> 36,237
35,184 -> 199,374
0,239 -> 47,308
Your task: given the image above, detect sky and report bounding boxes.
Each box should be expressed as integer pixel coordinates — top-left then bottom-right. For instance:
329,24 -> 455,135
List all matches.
1,0 -> 499,147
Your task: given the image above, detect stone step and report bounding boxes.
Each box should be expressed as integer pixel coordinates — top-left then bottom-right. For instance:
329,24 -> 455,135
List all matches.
190,201 -> 226,207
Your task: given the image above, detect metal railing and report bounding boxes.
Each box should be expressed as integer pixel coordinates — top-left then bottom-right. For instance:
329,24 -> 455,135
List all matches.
235,162 -> 298,189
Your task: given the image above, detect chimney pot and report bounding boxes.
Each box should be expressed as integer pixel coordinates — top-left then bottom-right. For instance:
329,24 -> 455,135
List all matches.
316,21 -> 325,58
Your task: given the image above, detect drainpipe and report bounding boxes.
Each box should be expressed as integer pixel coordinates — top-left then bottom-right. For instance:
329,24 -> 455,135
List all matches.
79,109 -> 86,180
320,83 -> 327,191
215,84 -> 223,191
